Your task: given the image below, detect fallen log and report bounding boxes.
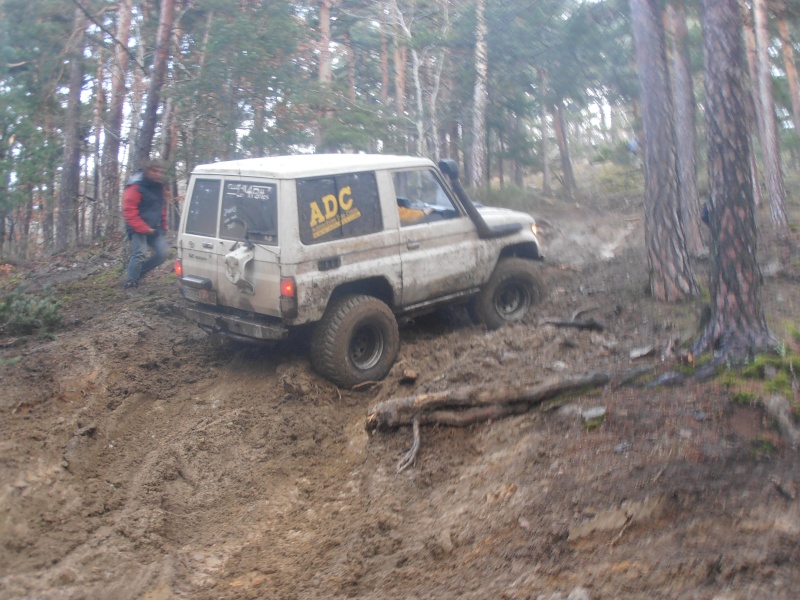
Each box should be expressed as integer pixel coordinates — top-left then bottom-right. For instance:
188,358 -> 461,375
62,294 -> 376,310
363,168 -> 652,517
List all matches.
541,317 -> 605,332
370,368 -> 654,472
366,372 -> 612,432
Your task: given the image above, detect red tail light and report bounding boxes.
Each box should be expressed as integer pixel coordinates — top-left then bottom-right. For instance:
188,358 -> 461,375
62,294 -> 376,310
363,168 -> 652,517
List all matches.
174,259 -> 183,278
280,277 -> 296,298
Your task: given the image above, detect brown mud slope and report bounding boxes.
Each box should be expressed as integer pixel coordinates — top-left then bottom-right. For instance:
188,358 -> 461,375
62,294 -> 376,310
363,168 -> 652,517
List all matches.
1,200 -> 799,600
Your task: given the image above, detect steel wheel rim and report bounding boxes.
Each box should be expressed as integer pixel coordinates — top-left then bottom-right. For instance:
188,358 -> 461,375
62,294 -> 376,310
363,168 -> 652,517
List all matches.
350,322 -> 384,370
495,280 -> 530,320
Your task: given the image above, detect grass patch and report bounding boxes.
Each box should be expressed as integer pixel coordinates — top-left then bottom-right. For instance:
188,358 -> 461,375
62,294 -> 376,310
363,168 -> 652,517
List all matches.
730,390 -> 758,405
0,355 -> 22,367
712,349 -> 800,422
751,435 -> 779,458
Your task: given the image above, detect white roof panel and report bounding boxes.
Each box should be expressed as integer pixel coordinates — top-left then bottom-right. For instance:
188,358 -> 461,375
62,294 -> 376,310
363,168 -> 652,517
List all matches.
192,154 -> 434,179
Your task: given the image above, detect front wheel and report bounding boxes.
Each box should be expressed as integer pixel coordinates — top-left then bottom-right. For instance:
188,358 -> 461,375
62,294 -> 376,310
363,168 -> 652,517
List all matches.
311,294 -> 400,388
469,258 -> 546,330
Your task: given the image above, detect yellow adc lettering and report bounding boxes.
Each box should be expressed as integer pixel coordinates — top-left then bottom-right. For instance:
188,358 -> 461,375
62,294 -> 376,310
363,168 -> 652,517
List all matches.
309,202 -> 325,226
308,186 -> 354,228
322,193 -> 338,218
339,186 -> 353,210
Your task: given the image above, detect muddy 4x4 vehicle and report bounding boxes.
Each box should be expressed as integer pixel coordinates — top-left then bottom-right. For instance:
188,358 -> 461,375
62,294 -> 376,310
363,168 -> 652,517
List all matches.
176,154 -> 544,388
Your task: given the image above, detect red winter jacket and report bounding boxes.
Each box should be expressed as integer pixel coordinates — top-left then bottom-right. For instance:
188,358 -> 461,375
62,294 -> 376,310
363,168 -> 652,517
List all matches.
122,174 -> 168,235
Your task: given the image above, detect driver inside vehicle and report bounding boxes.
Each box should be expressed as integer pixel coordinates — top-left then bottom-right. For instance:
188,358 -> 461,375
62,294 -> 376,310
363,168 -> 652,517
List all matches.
397,197 -> 436,225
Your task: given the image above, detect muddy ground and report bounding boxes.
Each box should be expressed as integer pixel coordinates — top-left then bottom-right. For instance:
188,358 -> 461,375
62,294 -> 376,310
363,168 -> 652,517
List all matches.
1,195 -> 799,600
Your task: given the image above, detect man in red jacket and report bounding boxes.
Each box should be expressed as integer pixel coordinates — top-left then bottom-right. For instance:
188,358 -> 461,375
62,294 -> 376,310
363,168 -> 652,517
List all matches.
123,159 -> 168,288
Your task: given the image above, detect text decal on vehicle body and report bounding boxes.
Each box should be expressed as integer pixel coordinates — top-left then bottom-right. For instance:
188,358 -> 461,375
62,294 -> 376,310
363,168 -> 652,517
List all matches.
309,186 -> 363,239
297,172 -> 382,245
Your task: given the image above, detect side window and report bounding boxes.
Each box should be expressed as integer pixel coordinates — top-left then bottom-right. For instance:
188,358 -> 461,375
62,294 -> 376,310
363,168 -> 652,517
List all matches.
297,171 -> 382,245
185,179 -> 221,236
392,169 -> 460,226
220,180 -> 278,243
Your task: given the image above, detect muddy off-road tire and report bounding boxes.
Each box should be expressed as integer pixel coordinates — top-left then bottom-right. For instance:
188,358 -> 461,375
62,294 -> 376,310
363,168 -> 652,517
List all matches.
469,258 -> 545,330
310,294 -> 400,388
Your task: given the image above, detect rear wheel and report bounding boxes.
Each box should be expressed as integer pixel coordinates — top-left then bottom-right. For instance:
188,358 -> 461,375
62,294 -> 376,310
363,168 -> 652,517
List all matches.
311,294 -> 400,388
469,258 -> 545,330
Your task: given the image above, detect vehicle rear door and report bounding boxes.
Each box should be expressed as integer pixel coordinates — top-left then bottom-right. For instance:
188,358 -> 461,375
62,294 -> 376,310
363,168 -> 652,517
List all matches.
215,179 -> 281,317
180,177 -> 223,305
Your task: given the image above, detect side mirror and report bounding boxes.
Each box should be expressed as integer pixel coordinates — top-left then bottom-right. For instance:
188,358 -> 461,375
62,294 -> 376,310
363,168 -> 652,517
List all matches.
438,159 -> 459,181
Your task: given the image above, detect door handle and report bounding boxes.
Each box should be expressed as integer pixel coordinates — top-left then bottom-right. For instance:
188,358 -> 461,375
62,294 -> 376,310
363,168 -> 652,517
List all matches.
202,242 -> 213,249
407,241 -> 420,250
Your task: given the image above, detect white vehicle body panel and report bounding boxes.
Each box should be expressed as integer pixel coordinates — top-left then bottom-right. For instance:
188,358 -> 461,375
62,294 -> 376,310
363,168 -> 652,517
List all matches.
176,154 -> 542,341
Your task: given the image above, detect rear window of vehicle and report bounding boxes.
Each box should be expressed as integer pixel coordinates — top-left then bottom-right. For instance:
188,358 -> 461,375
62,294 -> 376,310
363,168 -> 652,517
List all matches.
296,172 -> 382,245
185,179 -> 221,236
220,180 -> 278,244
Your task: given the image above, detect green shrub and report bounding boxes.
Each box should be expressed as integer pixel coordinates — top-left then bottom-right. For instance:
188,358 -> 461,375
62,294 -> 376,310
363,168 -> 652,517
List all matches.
0,287 -> 63,336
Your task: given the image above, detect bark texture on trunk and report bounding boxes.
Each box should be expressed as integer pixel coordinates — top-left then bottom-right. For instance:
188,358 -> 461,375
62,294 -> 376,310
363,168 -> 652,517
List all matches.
380,1 -> 390,105
742,14 -> 765,207
538,70 -> 552,196
470,0 -> 488,188
696,0 -> 774,359
753,0 -> 788,228
665,0 -> 705,257
778,18 -> 800,136
56,8 -> 87,253
629,0 -> 697,301
552,102 -> 575,200
137,0 -> 175,168
100,0 -> 133,235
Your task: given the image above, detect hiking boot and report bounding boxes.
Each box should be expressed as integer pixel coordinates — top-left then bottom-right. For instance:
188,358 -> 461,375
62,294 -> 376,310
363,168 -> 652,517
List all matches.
124,281 -> 138,289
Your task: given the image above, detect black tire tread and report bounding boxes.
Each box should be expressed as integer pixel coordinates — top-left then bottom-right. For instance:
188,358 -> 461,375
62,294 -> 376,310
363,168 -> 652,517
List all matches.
310,294 -> 399,388
470,258 -> 545,330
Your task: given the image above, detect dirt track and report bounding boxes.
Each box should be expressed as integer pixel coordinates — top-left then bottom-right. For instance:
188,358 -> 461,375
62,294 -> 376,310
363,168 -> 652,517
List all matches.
1,200 -> 799,599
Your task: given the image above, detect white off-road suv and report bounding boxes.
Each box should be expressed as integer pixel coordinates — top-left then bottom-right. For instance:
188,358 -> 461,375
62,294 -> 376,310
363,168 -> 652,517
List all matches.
176,154 -> 544,387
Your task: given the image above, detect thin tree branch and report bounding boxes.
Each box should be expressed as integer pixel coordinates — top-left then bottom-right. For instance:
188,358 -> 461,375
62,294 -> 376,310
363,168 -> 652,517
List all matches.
69,0 -> 146,74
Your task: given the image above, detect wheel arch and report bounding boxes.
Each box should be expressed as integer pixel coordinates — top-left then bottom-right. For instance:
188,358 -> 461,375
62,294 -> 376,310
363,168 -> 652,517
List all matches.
328,277 -> 396,309
499,241 -> 541,261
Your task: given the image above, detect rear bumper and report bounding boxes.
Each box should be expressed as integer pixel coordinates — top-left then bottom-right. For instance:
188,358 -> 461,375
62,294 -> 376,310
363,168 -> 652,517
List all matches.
182,304 -> 288,340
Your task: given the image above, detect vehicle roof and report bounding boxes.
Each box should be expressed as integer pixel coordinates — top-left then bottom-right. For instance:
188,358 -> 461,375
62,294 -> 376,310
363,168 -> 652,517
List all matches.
191,154 -> 435,179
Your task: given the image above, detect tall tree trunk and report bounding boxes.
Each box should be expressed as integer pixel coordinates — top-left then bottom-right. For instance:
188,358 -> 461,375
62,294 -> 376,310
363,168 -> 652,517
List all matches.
391,1 -> 425,156
319,0 -> 333,85
696,0 -> 774,359
450,120 -> 460,164
92,44 -> 104,240
316,0 -> 334,149
380,1 -> 390,105
777,19 -> 800,137
125,38 -> 146,182
539,70 -> 552,197
753,0 -> 788,227
344,33 -> 356,103
470,0 -> 488,187
394,40 -> 407,118
742,13 -> 765,208
252,96 -> 266,156
512,112 -> 524,187
629,0 -> 698,301
184,9 -> 214,175
665,0 -> 705,257
19,187 -> 33,261
43,113 -> 56,253
541,108 -> 551,196
552,102 -> 576,200
136,0 -> 175,168
56,8 -> 87,253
